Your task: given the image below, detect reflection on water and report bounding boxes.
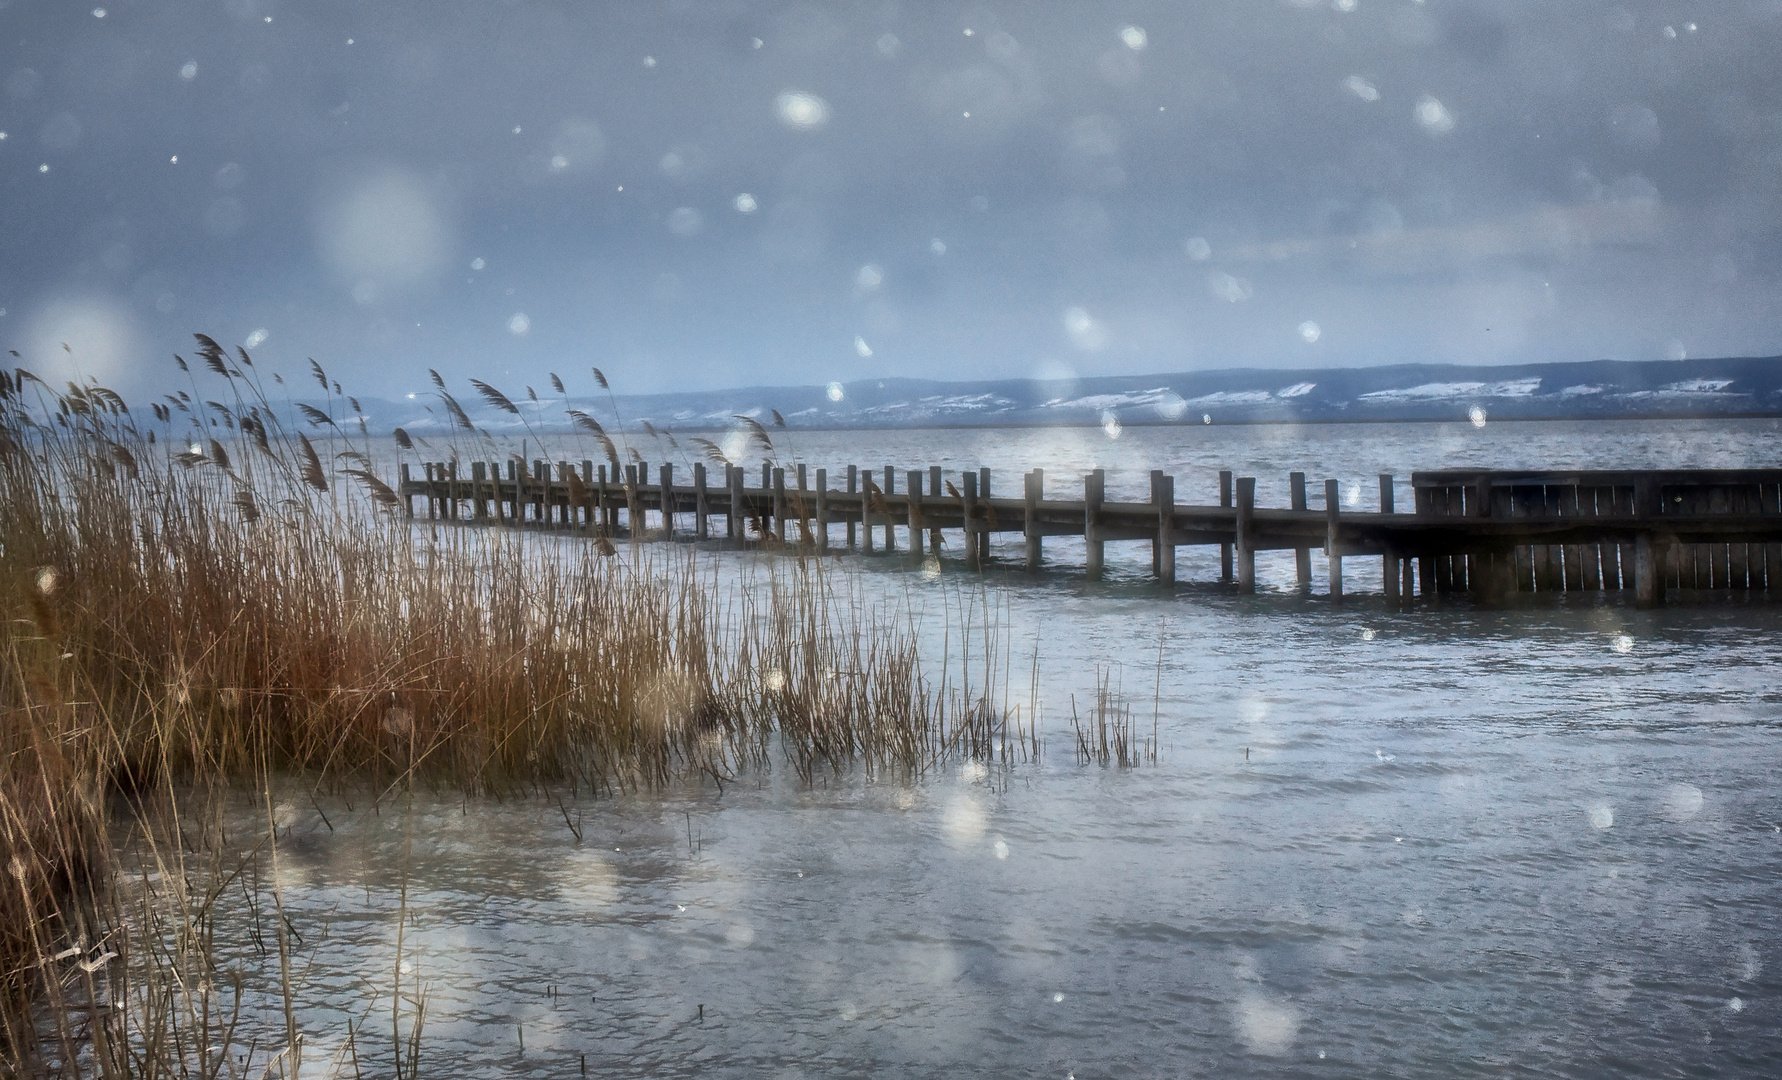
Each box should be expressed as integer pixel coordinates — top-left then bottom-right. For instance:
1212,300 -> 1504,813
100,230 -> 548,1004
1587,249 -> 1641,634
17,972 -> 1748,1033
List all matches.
231,422 -> 1781,1075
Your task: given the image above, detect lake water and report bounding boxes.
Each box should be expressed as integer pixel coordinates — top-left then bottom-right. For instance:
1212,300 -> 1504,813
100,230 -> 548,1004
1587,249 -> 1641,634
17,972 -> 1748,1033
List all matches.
239,420 -> 1782,1077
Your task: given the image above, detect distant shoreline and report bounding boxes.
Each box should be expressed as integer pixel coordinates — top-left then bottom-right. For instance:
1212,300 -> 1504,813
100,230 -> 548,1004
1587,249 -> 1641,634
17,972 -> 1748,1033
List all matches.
633,411 -> 1782,435
345,353 -> 1782,438
421,411 -> 1782,440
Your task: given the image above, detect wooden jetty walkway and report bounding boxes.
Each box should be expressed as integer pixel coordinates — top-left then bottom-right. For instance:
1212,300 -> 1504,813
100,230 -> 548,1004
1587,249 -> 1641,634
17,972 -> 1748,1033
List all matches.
399,460 -> 1782,607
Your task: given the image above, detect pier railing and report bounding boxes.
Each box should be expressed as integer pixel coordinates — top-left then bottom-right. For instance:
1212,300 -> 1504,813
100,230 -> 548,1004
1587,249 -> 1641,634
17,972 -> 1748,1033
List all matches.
398,460 -> 1782,607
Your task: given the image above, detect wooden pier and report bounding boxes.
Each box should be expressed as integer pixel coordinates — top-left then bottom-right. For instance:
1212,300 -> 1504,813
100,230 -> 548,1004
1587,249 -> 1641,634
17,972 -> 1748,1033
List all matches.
398,460 -> 1782,607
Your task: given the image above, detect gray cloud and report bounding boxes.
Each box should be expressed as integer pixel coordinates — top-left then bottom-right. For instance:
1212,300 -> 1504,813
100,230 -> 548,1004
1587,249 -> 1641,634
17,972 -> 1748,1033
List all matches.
1,1 -> 1779,397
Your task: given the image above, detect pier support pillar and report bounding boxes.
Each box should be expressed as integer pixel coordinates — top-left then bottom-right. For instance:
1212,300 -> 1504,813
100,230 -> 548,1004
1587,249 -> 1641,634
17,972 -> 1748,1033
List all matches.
729,465 -> 745,542
1085,469 -> 1106,581
977,468 -> 992,565
1236,477 -> 1256,593
694,463 -> 709,540
1466,475 -> 1491,600
660,464 -> 674,539
815,469 -> 828,551
908,471 -> 926,560
929,466 -> 944,554
1379,474 -> 1397,605
846,465 -> 858,551
963,470 -> 980,571
600,464 -> 614,534
1150,471 -> 1164,576
1290,471 -> 1310,592
773,468 -> 787,544
796,465 -> 810,547
1219,470 -> 1234,583
841,463 -> 855,548
401,463 -> 414,518
624,464 -> 639,540
1635,532 -> 1667,607
580,462 -> 594,527
1325,478 -> 1343,602
883,467 -> 898,554
1157,473 -> 1176,585
862,468 -> 876,554
1025,469 -> 1044,573
510,461 -> 523,526
590,464 -> 602,532
556,460 -> 568,526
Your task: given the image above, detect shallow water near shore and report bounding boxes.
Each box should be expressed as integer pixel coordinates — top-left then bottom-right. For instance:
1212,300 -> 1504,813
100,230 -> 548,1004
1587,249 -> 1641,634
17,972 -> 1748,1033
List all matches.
236,419 -> 1782,1076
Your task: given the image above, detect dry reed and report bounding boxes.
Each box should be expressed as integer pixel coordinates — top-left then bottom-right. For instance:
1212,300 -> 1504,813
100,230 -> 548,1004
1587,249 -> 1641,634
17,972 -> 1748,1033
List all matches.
0,339 -> 1015,1073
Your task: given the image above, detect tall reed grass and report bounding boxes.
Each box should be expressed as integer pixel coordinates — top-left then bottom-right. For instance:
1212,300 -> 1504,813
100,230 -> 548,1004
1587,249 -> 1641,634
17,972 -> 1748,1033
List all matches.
0,339 -> 1018,1073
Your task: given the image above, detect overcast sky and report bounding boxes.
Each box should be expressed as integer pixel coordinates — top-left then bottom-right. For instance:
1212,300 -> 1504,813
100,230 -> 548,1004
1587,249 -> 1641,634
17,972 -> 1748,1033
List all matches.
3,0 -> 1781,399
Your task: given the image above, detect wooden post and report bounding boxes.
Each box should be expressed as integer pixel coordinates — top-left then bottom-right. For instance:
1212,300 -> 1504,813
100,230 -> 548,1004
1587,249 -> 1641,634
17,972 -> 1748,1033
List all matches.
1025,469 -> 1043,572
795,464 -> 810,546
597,463 -> 610,533
548,461 -> 561,526
694,462 -> 708,540
1150,471 -> 1164,577
861,466 -> 875,554
962,470 -> 980,571
1325,478 -> 1343,602
1290,471 -> 1310,591
977,467 -> 992,564
471,461 -> 488,520
1157,472 -> 1176,585
846,465 -> 858,551
1634,477 -> 1664,607
815,468 -> 829,551
1468,474 -> 1491,600
579,461 -> 593,526
773,467 -> 787,544
624,464 -> 638,538
446,460 -> 459,520
423,463 -> 436,519
1219,470 -> 1234,582
730,464 -> 745,541
907,470 -> 925,557
548,461 -> 561,525
401,463 -> 414,518
1380,474 -> 1398,605
550,461 -> 564,525
534,460 -> 548,523
541,461 -> 555,525
761,461 -> 770,491
599,461 -> 612,530
1414,483 -> 1434,596
1236,477 -> 1256,593
659,463 -> 674,539
1635,532 -> 1664,607
929,465 -> 943,554
882,467 -> 897,554
508,461 -> 521,526
1085,469 -> 1105,581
